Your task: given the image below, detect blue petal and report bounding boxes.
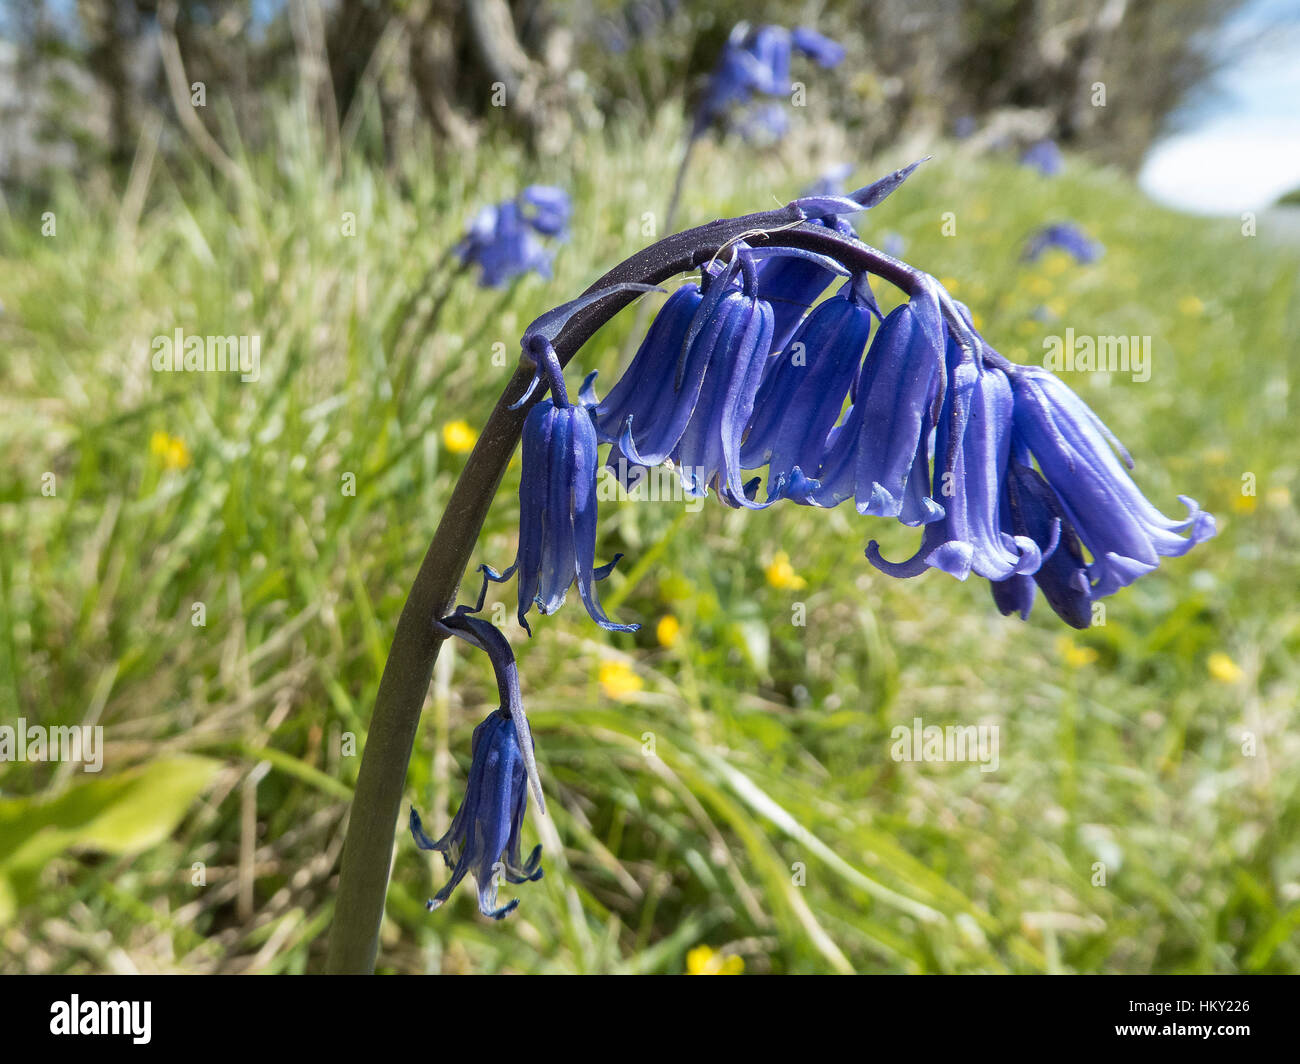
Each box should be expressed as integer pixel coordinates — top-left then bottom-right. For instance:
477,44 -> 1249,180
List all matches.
671,288 -> 775,506
791,26 -> 845,66
867,338 -> 1039,581
537,407 -> 576,612
809,302 -> 943,520
570,407 -> 638,631
741,283 -> 871,495
513,402 -> 554,630
593,284 -> 703,447
1010,367 -> 1216,598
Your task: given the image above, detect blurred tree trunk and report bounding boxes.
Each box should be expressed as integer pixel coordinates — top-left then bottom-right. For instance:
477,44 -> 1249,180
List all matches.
78,0 -> 139,167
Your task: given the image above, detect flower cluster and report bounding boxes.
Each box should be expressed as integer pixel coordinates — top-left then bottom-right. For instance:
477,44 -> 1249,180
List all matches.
695,23 -> 844,140
414,163 -> 1218,925
454,185 -> 572,287
497,165 -> 1214,633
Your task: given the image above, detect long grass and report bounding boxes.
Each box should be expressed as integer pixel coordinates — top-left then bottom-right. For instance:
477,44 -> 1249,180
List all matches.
1,102 -> 1298,974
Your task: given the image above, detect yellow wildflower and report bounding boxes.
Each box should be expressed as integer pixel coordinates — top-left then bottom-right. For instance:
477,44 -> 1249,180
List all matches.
1025,275 -> 1053,298
1207,652 -> 1243,684
1178,295 -> 1205,317
1057,636 -> 1097,668
599,660 -> 643,701
686,945 -> 743,975
442,420 -> 477,454
149,430 -> 191,470
765,550 -> 806,590
656,615 -> 681,648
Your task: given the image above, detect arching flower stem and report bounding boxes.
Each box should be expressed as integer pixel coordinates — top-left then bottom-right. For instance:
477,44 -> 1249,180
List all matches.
326,175 -> 965,973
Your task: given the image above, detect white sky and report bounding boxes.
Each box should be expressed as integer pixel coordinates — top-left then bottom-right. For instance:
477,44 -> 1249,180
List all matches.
1139,0 -> 1300,214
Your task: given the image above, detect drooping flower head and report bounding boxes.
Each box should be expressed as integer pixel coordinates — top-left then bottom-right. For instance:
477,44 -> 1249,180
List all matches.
455,185 -> 572,287
499,161 -> 1213,633
1008,367 -> 1215,600
412,608 -> 545,919
411,710 -> 542,920
488,397 -> 634,633
485,283 -> 662,633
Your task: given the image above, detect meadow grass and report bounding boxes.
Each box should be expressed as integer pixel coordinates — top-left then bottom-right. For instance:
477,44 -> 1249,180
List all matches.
1,104 -> 1298,973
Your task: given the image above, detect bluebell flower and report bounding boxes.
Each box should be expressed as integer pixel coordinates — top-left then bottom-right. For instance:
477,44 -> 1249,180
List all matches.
594,250 -> 773,506
487,398 -> 635,633
592,282 -> 705,449
696,23 -> 844,136
1022,222 -> 1103,264
952,115 -> 977,139
793,293 -> 947,526
1008,366 -> 1215,598
519,185 -> 571,237
669,276 -> 774,505
741,277 -> 874,499
1020,139 -> 1064,176
696,27 -> 774,128
989,450 -> 1092,628
410,710 -> 543,920
746,25 -> 793,94
455,187 -> 571,287
791,26 -> 846,67
866,334 -> 1042,581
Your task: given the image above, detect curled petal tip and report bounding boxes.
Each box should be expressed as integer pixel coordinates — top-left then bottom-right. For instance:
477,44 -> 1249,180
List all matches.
1178,496 -> 1218,544
484,898 -> 521,921
925,539 -> 975,581
858,482 -> 902,519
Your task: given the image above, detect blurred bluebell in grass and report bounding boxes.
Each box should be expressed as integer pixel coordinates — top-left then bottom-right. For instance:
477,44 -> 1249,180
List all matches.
454,185 -> 572,287
1022,222 -> 1104,264
694,23 -> 844,139
1020,139 -> 1065,176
